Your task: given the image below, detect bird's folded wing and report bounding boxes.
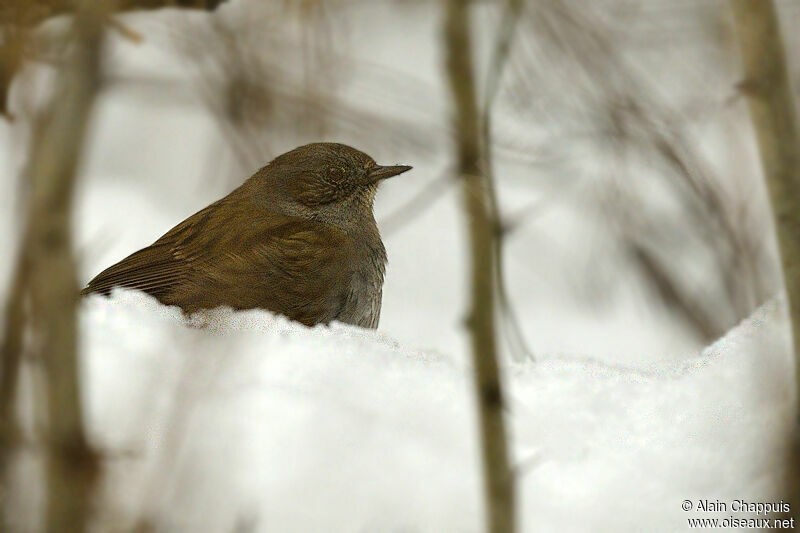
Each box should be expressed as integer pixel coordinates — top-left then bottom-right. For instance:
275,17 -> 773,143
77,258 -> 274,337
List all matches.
82,201 -> 355,324
81,199 -> 225,299
80,241 -> 188,299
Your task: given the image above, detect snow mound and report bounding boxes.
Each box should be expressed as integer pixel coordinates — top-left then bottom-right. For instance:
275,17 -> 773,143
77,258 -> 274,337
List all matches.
81,291 -> 795,532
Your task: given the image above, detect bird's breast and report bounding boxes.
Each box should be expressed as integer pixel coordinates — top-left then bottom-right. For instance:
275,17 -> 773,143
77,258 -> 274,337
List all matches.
337,240 -> 387,329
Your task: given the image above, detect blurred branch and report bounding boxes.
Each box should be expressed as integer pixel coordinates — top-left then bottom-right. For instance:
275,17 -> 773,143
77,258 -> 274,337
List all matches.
512,1 -> 771,342
0,261 -> 28,527
729,0 -> 800,519
627,241 -> 719,341
380,171 -> 455,235
480,0 -> 532,362
2,0 -> 223,25
0,0 -> 226,116
170,5 -> 442,190
443,1 -> 515,532
0,0 -> 110,530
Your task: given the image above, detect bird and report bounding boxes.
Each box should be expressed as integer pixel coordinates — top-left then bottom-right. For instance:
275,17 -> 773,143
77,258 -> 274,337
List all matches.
81,142 -> 412,329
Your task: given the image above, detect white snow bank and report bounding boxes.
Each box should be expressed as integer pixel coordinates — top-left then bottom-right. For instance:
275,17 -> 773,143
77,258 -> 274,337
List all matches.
79,291 -> 794,532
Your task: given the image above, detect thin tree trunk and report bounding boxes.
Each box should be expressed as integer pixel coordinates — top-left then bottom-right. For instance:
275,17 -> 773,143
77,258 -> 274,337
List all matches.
1,1 -> 109,531
443,1 -> 516,532
729,0 -> 800,520
0,260 -> 28,533
481,0 -> 531,362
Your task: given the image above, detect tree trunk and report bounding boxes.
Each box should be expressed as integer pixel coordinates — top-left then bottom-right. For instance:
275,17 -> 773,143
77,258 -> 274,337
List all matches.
1,1 -> 109,531
443,1 -> 516,532
729,0 -> 800,520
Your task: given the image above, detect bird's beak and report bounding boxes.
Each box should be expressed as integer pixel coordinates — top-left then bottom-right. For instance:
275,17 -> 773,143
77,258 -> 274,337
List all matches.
368,164 -> 412,182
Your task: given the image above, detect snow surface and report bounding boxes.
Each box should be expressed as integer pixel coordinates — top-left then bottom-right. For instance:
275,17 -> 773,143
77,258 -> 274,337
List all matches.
77,290 -> 794,532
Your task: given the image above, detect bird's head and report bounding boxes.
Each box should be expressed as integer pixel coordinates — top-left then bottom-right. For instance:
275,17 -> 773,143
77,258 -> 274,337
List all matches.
256,143 -> 411,216
252,142 -> 412,227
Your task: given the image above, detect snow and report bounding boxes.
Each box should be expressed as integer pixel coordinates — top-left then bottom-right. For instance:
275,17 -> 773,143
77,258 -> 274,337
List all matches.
76,290 -> 794,532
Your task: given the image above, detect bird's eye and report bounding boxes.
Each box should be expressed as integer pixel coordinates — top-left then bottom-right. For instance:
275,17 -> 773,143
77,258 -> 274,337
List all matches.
328,167 -> 344,179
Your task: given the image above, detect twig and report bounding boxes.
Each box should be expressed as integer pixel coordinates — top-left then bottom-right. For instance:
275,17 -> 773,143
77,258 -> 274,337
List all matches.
0,253 -> 28,526
443,1 -> 516,531
729,0 -> 800,520
479,0 -> 532,363
379,171 -> 455,235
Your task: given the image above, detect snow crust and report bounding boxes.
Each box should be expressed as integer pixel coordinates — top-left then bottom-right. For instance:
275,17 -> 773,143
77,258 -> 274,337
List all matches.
81,290 -> 795,532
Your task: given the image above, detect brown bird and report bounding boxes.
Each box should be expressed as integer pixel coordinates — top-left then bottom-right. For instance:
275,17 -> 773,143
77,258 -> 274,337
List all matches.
81,142 -> 412,329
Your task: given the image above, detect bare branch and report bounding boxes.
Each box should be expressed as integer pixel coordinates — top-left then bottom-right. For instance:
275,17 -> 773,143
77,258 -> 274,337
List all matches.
480,0 -> 533,363
0,0 -> 226,115
443,1 -> 516,531
729,0 -> 800,520
1,0 -> 111,530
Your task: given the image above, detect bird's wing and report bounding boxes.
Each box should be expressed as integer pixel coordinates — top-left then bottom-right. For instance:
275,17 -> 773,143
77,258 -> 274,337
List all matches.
82,197 -> 356,325
81,197 -> 229,300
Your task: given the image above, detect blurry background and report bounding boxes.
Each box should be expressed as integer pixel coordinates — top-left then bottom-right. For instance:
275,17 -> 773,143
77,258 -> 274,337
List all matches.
4,0 -> 797,366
